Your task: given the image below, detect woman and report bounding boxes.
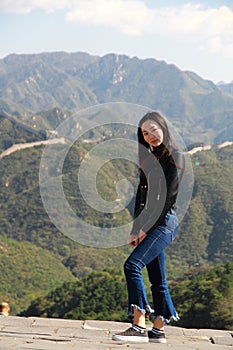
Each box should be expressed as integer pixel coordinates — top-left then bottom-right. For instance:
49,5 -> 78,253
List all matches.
112,111 -> 184,343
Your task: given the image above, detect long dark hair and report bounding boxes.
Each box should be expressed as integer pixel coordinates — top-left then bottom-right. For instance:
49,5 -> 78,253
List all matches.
138,111 -> 175,166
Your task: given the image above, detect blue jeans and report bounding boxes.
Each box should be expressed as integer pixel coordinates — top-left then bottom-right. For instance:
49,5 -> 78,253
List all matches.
124,209 -> 179,324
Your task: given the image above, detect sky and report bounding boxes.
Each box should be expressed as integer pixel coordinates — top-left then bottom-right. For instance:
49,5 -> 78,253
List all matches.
0,0 -> 233,83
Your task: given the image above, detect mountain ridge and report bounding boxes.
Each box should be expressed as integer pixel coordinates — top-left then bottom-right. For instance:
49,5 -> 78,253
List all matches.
1,51 -> 233,144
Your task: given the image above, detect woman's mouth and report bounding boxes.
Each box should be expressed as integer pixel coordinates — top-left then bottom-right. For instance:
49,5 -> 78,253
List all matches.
150,138 -> 159,144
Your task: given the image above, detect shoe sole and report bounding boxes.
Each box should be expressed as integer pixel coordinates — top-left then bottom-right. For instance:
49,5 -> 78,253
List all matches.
112,335 -> 149,343
149,338 -> 167,344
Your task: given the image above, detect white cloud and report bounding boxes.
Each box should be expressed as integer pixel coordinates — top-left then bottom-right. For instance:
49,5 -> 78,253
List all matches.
0,0 -> 68,14
207,36 -> 222,53
66,1 -> 233,58
66,0 -> 153,36
1,0 -> 233,57
206,35 -> 233,58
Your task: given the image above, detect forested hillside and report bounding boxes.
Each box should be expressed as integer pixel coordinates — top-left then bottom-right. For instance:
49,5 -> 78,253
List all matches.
0,114 -> 233,318
1,119 -> 233,270
0,237 -> 76,314
20,262 -> 233,330
167,144 -> 233,268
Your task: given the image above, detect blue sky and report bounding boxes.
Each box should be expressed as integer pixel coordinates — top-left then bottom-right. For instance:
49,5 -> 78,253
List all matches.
0,0 -> 233,83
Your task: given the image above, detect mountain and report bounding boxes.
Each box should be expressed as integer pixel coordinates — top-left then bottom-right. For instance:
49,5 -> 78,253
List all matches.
1,52 -> 233,144
0,52 -> 98,115
217,81 -> 233,96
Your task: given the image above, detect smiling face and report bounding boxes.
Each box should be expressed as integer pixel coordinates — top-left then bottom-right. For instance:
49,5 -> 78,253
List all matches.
141,119 -> 164,148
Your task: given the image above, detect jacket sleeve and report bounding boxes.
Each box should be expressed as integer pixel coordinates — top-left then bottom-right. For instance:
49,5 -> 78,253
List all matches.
130,170 -> 148,235
133,169 -> 147,218
160,150 -> 185,218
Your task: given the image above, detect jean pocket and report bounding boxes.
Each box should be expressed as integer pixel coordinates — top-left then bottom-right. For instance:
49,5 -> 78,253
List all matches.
164,213 -> 178,232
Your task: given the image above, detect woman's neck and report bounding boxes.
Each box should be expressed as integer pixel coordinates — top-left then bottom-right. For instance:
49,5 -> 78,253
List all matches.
150,143 -> 166,159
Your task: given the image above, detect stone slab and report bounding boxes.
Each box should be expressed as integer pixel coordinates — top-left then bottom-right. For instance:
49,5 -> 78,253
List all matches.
0,316 -> 232,350
210,335 -> 233,346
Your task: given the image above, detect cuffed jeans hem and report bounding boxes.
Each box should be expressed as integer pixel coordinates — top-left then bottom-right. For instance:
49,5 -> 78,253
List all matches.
150,312 -> 180,325
128,304 -> 154,316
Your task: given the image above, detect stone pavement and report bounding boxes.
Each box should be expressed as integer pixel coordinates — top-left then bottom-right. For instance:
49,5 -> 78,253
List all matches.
0,316 -> 232,350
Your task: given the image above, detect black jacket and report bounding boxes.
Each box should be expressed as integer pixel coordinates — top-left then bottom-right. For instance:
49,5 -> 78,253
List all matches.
131,148 -> 185,235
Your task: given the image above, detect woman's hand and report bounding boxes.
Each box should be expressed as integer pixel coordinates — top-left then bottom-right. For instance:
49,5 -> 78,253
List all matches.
138,229 -> 147,244
129,230 -> 147,247
129,234 -> 138,246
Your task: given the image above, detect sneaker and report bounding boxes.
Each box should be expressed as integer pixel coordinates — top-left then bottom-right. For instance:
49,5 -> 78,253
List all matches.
112,325 -> 149,343
148,329 -> 167,343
